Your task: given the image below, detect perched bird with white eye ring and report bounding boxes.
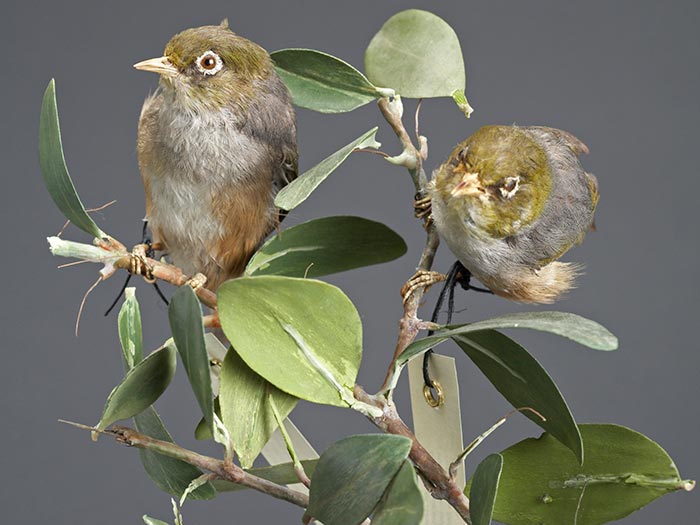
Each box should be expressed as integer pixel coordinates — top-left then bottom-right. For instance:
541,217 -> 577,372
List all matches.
423,125 -> 598,304
134,20 -> 297,291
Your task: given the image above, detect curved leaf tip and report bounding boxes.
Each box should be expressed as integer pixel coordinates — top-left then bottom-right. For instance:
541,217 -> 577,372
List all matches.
274,127 -> 380,211
39,79 -> 106,239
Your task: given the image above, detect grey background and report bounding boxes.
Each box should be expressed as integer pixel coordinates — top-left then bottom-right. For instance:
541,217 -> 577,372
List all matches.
3,1 -> 698,523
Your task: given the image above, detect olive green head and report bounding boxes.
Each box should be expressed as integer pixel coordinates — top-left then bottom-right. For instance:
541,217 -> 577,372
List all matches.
134,21 -> 273,109
434,125 -> 553,238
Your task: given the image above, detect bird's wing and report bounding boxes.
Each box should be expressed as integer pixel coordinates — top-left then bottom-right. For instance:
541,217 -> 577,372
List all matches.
273,141 -> 298,225
274,140 -> 299,194
136,91 -> 164,223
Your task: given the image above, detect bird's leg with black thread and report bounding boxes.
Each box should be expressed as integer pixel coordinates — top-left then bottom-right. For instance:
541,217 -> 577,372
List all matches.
137,220 -> 170,305
422,261 -> 494,404
401,270 -> 448,305
104,220 -> 169,316
421,261 -> 461,405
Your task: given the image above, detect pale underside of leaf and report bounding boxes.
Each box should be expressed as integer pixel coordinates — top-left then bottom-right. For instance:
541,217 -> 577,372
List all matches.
274,128 -> 380,211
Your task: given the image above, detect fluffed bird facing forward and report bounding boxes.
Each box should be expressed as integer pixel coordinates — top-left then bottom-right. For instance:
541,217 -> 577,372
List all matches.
134,20 -> 297,291
430,125 -> 598,303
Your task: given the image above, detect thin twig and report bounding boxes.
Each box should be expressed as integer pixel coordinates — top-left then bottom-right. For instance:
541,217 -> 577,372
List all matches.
57,199 -> 117,236
355,148 -> 390,158
86,200 -> 118,213
448,407 -> 547,480
269,391 -> 311,488
414,99 -> 423,142
58,259 -> 102,269
61,421 -> 310,509
75,276 -> 102,336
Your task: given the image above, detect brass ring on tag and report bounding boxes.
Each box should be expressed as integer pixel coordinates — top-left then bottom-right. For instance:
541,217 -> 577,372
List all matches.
423,380 -> 445,407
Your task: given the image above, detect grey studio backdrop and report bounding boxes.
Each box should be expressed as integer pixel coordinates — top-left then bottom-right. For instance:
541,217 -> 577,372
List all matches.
3,1 -> 698,523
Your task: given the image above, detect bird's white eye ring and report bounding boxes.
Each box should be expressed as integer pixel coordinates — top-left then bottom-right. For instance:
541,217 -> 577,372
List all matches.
196,51 -> 223,75
499,176 -> 520,199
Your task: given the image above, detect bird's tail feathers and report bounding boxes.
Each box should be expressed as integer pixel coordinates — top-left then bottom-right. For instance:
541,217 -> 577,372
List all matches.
490,261 -> 582,304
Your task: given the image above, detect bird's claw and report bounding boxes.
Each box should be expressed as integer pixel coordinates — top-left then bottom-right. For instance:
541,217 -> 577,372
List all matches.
414,193 -> 433,228
185,273 -> 208,291
401,270 -> 448,304
414,193 -> 432,219
130,244 -> 156,283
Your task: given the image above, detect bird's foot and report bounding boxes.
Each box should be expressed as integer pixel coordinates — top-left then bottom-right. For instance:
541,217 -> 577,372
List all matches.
185,273 -> 208,291
130,244 -> 156,283
414,192 -> 433,224
401,270 -> 448,304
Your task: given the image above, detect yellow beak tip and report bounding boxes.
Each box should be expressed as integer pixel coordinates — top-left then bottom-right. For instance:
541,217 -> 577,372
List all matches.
133,57 -> 176,76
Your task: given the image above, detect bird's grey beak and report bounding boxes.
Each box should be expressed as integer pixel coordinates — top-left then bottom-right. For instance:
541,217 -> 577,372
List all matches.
133,56 -> 178,77
451,172 -> 483,197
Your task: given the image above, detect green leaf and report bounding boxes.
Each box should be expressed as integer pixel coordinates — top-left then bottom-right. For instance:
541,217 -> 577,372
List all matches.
365,10 -> 470,109
143,516 -> 169,525
219,349 -> 298,468
134,407 -> 216,500
168,286 -> 214,431
466,424 -> 695,525
211,459 -> 319,492
274,128 -> 380,211
272,49 -> 391,113
193,398 -> 221,441
194,416 -> 210,440
308,434 -> 412,525
372,461 -> 424,525
96,345 -> 176,433
118,287 -> 143,369
245,216 -> 406,278
455,332 -> 583,463
399,311 -> 617,366
448,312 -> 618,350
470,454 -> 503,525
39,79 -> 106,238
218,276 -> 362,407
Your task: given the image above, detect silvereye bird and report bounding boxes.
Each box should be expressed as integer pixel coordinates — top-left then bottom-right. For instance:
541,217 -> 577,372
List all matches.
134,21 -> 297,291
430,125 -> 598,303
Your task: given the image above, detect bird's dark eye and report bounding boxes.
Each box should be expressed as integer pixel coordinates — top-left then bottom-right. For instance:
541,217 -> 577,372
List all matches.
195,51 -> 223,75
503,178 -> 517,192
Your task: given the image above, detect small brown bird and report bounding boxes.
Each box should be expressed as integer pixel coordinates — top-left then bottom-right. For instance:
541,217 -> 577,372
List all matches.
430,125 -> 598,303
134,21 -> 297,290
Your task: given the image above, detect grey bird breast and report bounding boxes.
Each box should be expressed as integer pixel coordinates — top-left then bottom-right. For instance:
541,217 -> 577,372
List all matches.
136,82 -> 297,284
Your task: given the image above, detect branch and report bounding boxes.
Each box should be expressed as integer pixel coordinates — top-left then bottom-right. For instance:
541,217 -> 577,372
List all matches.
48,236 -> 217,309
376,98 -> 440,390
79,423 -> 310,509
372,97 -> 470,522
354,387 -> 471,522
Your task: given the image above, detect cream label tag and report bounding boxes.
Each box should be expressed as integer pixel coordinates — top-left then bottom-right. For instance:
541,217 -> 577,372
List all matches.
408,354 -> 465,524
